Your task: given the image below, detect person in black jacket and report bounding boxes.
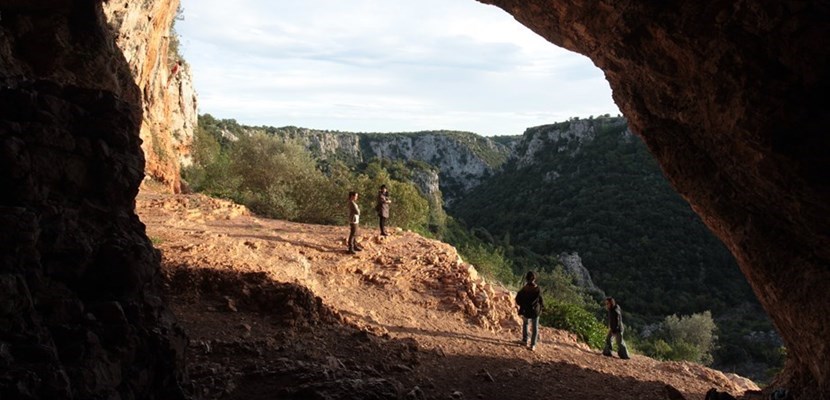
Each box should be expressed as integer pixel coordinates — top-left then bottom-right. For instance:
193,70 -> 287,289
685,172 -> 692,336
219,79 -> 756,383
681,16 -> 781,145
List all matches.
515,271 -> 544,350
602,296 -> 630,359
375,185 -> 391,236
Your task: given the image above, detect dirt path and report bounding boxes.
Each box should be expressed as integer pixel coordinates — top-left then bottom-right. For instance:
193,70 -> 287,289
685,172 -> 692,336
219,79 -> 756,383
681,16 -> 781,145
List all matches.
137,192 -> 758,400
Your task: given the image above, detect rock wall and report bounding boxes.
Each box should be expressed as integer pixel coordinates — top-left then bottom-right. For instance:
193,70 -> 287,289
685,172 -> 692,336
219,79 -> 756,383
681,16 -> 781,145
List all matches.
557,252 -> 602,295
516,119 -> 604,167
480,0 -> 830,396
268,128 -> 512,203
103,0 -> 198,193
410,167 -> 442,202
365,133 -> 506,197
0,1 -> 185,398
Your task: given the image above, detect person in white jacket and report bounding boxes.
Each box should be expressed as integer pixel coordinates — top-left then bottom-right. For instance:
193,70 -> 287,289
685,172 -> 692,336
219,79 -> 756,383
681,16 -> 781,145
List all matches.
347,191 -> 363,254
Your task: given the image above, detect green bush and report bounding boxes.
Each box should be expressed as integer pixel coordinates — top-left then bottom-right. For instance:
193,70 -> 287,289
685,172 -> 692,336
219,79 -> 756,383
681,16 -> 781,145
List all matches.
639,311 -> 717,365
541,298 -> 607,349
663,311 -> 717,365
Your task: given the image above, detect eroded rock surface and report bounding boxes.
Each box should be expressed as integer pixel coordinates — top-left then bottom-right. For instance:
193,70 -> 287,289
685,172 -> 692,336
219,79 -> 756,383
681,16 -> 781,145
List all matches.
0,2 -> 184,398
104,0 -> 198,193
479,0 -> 830,396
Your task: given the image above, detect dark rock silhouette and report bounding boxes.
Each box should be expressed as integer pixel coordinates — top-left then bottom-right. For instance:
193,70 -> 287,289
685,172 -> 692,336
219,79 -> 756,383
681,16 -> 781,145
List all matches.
0,1 -> 185,398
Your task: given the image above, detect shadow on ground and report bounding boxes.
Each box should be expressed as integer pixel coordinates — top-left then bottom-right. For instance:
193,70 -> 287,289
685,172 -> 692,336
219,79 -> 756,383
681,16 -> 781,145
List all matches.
164,264 -> 702,400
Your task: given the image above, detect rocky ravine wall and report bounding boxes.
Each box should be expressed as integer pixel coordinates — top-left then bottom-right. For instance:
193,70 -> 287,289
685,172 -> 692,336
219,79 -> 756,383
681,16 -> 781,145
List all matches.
0,1 -> 185,399
479,0 -> 830,397
270,128 -> 512,203
103,0 -> 197,193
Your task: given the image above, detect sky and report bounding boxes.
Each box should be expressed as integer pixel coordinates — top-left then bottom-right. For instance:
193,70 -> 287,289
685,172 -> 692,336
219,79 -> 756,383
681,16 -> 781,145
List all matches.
176,0 -> 620,136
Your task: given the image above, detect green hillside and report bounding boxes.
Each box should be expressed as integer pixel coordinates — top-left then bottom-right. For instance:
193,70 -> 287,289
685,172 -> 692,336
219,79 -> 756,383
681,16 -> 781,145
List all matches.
451,117 -> 752,320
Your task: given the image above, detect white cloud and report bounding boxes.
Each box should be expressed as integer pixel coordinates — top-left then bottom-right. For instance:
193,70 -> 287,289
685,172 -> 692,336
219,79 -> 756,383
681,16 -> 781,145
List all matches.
177,0 -> 619,135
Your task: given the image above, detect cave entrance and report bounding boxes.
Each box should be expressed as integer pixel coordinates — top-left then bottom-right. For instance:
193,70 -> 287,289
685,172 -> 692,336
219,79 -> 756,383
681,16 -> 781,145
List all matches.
171,0 -> 830,395
169,0 -> 776,387
1,0 -> 827,399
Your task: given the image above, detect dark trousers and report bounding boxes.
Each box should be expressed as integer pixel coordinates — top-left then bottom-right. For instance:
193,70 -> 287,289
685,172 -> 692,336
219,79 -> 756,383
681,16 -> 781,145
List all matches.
348,223 -> 358,251
379,216 -> 388,235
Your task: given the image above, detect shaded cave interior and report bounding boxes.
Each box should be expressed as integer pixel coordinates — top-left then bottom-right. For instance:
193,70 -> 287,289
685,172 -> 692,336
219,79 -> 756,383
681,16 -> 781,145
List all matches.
0,0 -> 828,398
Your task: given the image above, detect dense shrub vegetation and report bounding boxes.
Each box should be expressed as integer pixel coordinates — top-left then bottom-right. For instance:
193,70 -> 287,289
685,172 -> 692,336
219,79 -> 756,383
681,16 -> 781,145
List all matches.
185,116 -> 429,230
637,311 -> 718,365
541,298 -> 607,349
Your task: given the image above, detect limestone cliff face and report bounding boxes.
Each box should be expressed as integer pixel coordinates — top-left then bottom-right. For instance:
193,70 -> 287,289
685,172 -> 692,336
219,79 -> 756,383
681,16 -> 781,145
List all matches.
263,127 -> 513,204
410,167 -> 442,202
365,133 -> 504,197
515,118 -> 625,167
557,252 -> 602,295
103,0 -> 197,193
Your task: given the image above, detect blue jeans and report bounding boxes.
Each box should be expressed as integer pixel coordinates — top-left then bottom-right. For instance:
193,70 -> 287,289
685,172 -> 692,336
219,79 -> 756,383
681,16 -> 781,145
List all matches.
522,316 -> 539,346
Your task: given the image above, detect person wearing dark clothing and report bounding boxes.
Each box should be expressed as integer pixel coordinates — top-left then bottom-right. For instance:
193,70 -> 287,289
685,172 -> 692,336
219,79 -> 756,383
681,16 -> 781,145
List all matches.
515,271 -> 544,350
376,185 -> 392,236
347,191 -> 363,254
602,297 -> 630,359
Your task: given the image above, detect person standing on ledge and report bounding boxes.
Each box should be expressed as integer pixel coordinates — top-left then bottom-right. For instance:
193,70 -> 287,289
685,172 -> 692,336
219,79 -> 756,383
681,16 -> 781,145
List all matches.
602,296 -> 630,359
376,184 -> 392,236
515,271 -> 544,351
347,191 -> 363,254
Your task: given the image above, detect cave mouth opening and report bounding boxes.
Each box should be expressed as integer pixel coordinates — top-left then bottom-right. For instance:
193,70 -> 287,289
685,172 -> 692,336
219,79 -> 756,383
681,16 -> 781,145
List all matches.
169,0 -> 781,387
1,0 -> 828,398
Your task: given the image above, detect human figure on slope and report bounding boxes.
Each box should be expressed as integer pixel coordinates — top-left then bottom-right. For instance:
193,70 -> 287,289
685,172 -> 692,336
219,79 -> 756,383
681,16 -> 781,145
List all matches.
515,271 -> 544,351
347,191 -> 363,254
375,184 -> 392,236
602,296 -> 630,359
166,59 -> 182,88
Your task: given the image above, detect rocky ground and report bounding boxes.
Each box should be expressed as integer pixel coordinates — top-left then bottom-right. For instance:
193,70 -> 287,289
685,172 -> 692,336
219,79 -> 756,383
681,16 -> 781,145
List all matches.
137,191 -> 761,400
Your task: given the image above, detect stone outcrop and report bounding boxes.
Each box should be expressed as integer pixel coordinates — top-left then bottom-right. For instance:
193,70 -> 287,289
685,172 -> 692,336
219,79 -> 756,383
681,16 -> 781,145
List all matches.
557,252 -> 602,295
409,166 -> 442,203
0,1 -> 185,398
516,118 -> 608,167
103,0 -> 198,193
418,249 -> 521,331
479,0 -> 830,396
